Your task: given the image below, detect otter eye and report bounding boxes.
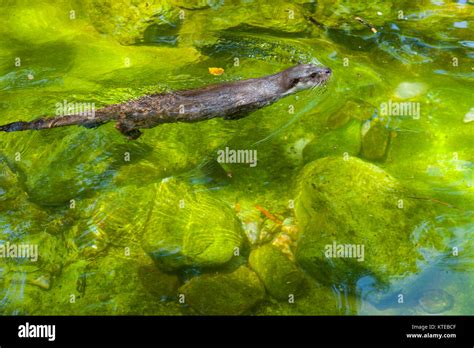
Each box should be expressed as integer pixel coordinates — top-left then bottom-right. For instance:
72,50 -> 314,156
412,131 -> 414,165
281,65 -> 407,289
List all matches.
310,73 -> 318,78
289,78 -> 300,88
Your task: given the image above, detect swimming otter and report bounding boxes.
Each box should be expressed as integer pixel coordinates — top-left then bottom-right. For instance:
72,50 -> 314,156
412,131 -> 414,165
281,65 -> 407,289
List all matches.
0,64 -> 331,140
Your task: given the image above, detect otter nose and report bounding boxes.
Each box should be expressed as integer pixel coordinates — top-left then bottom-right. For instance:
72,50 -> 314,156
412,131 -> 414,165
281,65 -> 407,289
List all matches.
323,68 -> 331,75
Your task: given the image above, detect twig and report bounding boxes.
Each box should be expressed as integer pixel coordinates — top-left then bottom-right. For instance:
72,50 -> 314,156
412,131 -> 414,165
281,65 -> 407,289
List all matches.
307,16 -> 325,29
406,196 -> 463,211
255,204 -> 283,225
354,16 -> 378,33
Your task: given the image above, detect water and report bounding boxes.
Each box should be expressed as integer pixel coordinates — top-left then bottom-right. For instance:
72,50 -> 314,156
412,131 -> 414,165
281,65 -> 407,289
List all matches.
0,0 -> 472,315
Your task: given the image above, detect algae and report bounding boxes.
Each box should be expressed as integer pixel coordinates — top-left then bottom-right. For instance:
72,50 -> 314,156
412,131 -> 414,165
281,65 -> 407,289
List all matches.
0,0 -> 472,316
179,266 -> 265,315
142,178 -> 244,271
249,244 -> 306,300
295,157 -> 443,286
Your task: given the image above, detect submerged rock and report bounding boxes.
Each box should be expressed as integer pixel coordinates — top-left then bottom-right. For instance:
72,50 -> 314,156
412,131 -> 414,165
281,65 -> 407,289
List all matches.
249,244 -> 306,300
294,157 -> 437,286
463,107 -> 474,123
179,2 -> 311,48
0,228 -> 70,315
41,251 -> 182,315
9,130 -> 118,206
179,266 -> 265,315
365,284 -> 455,315
312,0 -> 392,28
418,289 -> 454,314
326,99 -> 375,129
303,119 -> 361,163
254,275 -> 341,315
142,178 -> 244,271
11,122 -> 215,206
0,160 -> 52,235
394,82 -> 427,100
84,1 -> 182,45
0,160 -> 22,202
70,183 -> 157,257
360,120 -> 390,161
138,264 -> 180,301
326,107 -> 351,129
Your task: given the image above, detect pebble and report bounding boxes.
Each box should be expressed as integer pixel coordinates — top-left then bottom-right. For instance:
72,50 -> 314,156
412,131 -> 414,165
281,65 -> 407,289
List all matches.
463,107 -> 474,123
418,289 -> 454,314
29,274 -> 51,290
394,82 -> 427,99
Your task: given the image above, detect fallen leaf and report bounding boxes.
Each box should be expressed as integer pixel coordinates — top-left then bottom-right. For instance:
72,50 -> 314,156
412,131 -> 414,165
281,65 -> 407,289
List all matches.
208,67 -> 224,76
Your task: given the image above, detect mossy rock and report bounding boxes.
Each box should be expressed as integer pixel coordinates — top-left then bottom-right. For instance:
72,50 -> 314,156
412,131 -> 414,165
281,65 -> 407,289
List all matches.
10,124 -> 212,206
0,160 -> 67,237
326,106 -> 351,129
0,230 -> 70,315
0,160 -> 24,203
295,157 -> 440,286
249,244 -> 306,300
303,119 -> 361,163
361,121 -> 390,161
179,266 -> 265,315
0,271 -> 46,315
314,0 -> 394,28
42,251 -> 182,315
83,0 -> 182,45
70,183 -> 157,257
138,263 -> 181,301
254,275 -> 342,315
9,130 -> 118,206
142,178 -> 244,271
178,1 -> 310,48
113,121 -> 233,187
329,99 -> 376,125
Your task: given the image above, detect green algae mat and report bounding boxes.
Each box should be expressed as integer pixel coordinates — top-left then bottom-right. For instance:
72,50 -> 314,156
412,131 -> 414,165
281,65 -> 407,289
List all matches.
0,0 -> 473,316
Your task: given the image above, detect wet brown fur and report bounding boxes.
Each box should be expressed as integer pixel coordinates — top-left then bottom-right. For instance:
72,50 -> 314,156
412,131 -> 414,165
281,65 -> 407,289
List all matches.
0,64 -> 331,140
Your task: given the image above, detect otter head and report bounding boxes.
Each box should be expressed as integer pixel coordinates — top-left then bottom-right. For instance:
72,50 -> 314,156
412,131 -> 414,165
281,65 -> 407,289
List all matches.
280,64 -> 331,95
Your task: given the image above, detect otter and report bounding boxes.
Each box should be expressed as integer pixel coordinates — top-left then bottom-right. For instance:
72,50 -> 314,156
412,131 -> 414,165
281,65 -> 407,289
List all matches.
0,64 -> 331,140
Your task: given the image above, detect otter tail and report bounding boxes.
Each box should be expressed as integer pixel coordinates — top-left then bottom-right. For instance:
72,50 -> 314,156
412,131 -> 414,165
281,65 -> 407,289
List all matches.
0,113 -> 112,133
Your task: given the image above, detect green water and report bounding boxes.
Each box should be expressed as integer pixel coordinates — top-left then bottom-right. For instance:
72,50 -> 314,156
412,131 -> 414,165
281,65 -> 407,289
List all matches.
0,0 -> 472,315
